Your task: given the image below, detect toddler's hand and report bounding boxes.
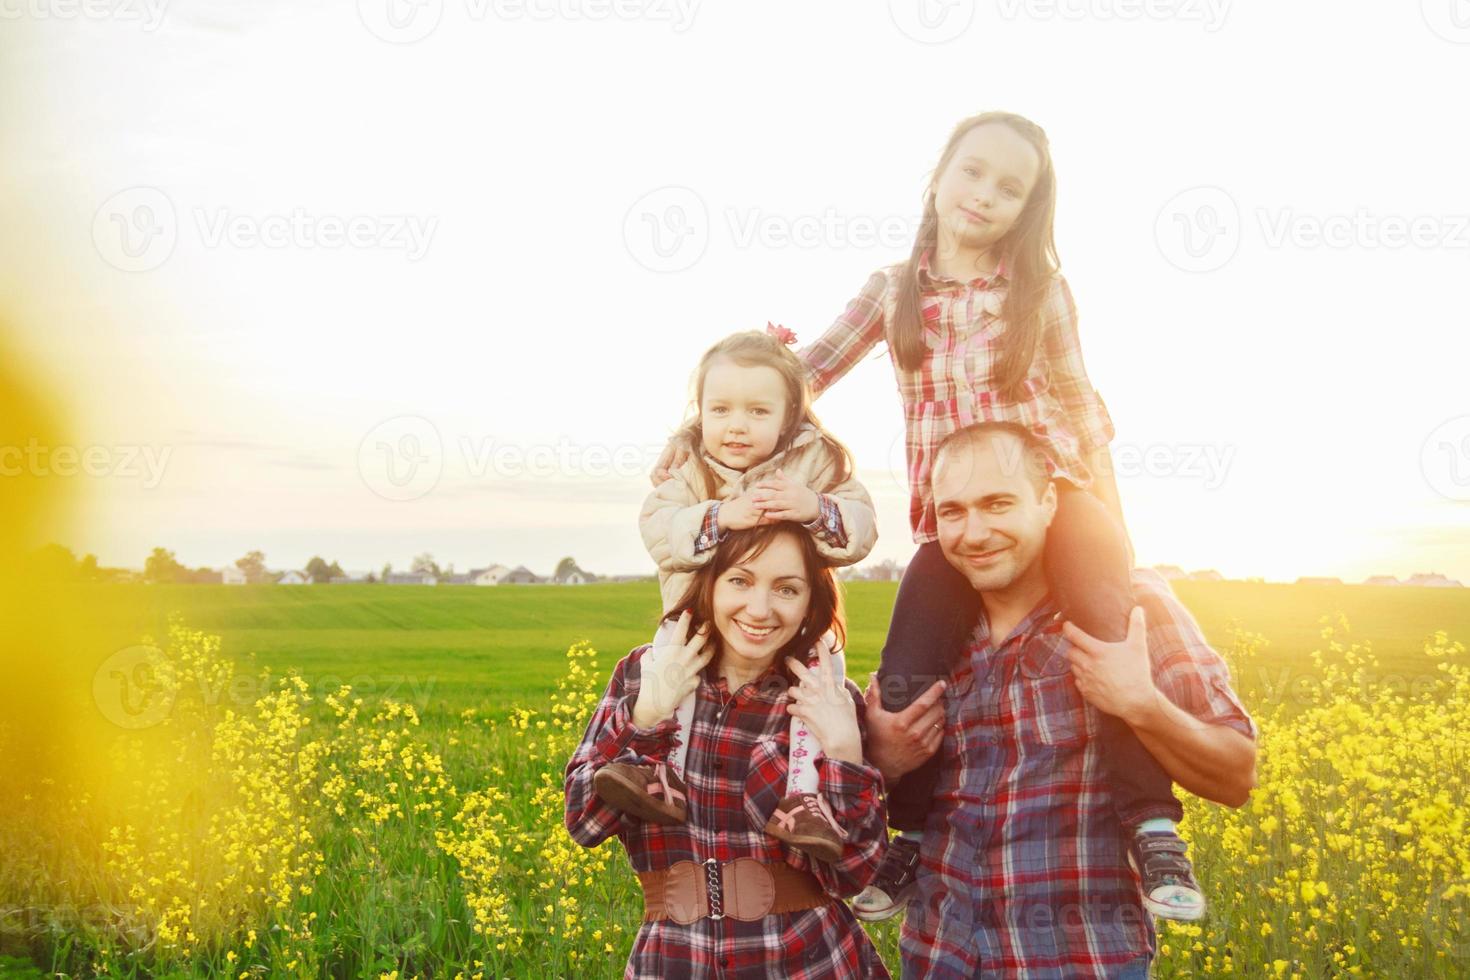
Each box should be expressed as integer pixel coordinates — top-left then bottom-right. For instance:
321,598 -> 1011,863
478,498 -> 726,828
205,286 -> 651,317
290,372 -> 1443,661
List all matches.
716,493 -> 765,531
751,468 -> 820,524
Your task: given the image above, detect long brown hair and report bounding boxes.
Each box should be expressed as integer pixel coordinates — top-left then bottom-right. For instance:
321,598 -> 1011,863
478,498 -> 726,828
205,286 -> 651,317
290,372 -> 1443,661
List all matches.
663,522 -> 846,686
684,330 -> 855,500
891,111 -> 1059,399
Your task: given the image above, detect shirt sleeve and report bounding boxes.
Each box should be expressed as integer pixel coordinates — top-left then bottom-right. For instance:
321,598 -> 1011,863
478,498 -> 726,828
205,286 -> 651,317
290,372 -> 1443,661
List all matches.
693,501 -> 725,555
798,269 -> 889,401
809,680 -> 889,898
1132,571 -> 1257,740
640,468 -> 721,572
803,441 -> 878,567
563,646 -> 683,848
1040,275 -> 1115,454
804,493 -> 848,550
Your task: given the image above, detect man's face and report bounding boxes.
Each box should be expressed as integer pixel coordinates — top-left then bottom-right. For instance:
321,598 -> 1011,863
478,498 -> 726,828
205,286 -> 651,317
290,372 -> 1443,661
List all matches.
933,433 -> 1057,594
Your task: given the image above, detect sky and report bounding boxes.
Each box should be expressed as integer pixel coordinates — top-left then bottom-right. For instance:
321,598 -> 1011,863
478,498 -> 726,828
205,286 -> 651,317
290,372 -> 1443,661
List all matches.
2,0 -> 1469,583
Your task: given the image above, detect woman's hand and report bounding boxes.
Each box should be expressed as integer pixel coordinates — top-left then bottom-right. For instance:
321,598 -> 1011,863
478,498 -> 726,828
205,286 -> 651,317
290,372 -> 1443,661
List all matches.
632,610 -> 714,728
784,643 -> 862,765
752,468 -> 820,523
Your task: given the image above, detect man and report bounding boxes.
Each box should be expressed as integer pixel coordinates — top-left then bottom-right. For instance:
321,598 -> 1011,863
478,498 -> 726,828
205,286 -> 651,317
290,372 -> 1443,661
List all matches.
863,422 -> 1257,979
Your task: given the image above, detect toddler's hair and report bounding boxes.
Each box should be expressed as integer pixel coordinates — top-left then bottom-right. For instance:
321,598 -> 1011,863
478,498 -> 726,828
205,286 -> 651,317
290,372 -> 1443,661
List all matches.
684,330 -> 854,499
891,111 -> 1060,400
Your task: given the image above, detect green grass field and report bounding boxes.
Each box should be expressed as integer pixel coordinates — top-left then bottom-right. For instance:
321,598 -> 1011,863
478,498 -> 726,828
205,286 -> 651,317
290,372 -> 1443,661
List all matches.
72,578 -> 1470,717
8,579 -> 1465,978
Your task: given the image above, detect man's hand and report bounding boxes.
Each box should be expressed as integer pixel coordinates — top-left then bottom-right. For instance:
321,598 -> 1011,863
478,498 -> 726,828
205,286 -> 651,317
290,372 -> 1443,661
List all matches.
716,494 -> 766,532
751,468 -> 821,523
1065,605 -> 1258,807
862,673 -> 947,783
1062,606 -> 1157,726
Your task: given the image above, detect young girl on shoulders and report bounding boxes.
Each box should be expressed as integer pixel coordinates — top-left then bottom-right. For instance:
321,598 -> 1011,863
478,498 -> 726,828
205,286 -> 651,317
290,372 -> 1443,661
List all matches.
598,325 -> 879,863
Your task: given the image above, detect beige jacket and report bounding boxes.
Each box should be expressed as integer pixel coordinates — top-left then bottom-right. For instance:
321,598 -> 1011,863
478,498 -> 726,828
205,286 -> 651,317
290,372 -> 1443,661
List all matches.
639,424 -> 878,613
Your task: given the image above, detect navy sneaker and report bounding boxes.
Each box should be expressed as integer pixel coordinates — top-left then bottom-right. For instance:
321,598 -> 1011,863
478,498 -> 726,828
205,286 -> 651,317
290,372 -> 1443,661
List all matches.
1129,830 -> 1207,921
852,834 -> 921,922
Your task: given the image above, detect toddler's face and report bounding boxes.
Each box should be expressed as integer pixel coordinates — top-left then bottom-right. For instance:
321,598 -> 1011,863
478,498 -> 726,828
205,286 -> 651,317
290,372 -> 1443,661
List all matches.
932,122 -> 1040,262
699,359 -> 787,470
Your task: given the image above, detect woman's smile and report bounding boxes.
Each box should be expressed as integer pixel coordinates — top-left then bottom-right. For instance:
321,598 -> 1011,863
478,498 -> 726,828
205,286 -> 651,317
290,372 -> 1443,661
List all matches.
733,618 -> 778,641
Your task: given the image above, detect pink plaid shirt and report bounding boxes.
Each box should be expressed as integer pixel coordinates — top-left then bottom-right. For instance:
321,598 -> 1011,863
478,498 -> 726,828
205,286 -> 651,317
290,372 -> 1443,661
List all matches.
798,253 -> 1115,544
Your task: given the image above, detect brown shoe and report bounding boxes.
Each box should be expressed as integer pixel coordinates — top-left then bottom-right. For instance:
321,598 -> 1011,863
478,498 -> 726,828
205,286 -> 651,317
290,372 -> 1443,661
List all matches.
765,792 -> 848,863
593,762 -> 688,825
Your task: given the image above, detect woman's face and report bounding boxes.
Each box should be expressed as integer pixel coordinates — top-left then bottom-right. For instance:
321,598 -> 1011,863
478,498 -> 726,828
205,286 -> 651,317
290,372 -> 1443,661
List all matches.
711,532 -> 812,675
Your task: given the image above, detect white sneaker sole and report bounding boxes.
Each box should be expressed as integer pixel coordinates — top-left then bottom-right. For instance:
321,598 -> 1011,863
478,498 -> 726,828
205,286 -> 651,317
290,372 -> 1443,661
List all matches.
851,887 -> 911,923
1141,886 -> 1207,921
1129,852 -> 1207,921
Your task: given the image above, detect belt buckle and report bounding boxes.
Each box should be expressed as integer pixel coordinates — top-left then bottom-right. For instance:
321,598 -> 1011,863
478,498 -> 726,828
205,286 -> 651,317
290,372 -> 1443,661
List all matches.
703,858 -> 725,921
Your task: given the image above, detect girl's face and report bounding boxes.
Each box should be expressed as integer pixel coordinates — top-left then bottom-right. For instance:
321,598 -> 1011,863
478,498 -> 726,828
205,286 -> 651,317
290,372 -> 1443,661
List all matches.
699,358 -> 788,470
711,532 -> 812,676
933,122 -> 1041,260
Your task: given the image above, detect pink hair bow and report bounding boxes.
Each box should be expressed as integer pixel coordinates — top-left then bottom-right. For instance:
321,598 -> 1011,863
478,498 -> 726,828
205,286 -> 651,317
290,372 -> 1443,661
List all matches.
766,322 -> 797,346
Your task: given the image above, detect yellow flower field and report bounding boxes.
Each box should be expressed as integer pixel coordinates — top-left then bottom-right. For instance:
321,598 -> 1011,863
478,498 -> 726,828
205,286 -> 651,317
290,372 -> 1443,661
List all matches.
0,615 -> 1465,977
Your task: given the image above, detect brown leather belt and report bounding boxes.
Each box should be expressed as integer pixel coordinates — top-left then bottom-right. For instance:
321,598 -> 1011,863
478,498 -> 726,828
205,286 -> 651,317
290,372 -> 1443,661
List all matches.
637,857 -> 831,924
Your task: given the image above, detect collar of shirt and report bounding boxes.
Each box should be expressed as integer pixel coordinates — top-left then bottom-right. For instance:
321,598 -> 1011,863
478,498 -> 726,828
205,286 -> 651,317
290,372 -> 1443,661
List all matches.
698,654 -> 798,703
967,593 -> 1068,678
917,247 -> 1009,290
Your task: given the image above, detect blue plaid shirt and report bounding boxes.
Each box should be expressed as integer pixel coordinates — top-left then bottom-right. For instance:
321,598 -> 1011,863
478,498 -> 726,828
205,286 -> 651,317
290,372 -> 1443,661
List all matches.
900,569 -> 1255,979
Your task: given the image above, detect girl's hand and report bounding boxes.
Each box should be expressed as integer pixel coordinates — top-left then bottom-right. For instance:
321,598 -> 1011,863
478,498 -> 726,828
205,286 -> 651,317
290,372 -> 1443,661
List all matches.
751,468 -> 820,523
784,643 -> 862,765
632,610 -> 714,727
650,436 -> 693,486
716,493 -> 765,532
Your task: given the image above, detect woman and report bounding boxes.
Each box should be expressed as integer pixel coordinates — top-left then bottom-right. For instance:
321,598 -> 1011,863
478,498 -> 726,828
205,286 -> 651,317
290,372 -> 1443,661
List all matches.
563,522 -> 891,979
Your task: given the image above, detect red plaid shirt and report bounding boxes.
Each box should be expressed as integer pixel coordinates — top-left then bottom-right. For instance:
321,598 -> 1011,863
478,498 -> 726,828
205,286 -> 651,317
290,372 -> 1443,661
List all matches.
901,570 -> 1256,979
564,644 -> 892,979
798,254 -> 1115,544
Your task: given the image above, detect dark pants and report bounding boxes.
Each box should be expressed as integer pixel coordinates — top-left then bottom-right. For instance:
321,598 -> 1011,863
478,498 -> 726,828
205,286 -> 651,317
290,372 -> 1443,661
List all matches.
878,485 -> 1182,831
